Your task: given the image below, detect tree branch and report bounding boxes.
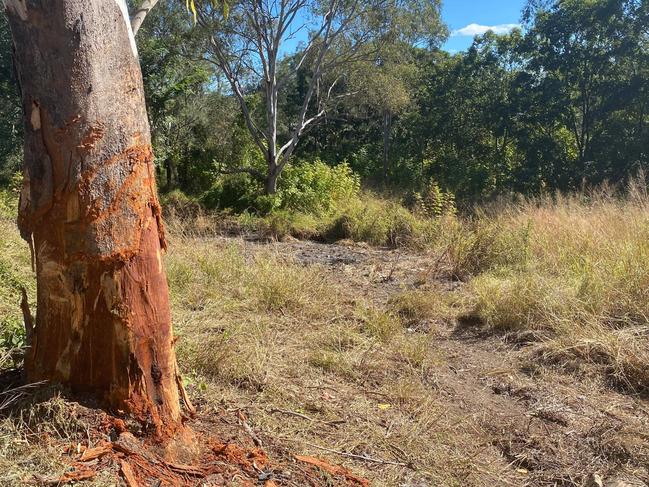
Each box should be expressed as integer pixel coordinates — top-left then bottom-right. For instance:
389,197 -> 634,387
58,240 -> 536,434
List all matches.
218,166 -> 265,180
131,0 -> 160,37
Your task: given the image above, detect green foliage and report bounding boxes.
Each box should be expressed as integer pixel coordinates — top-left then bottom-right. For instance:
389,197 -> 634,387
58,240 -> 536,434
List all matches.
408,179 -> 456,218
0,16 -> 22,184
201,160 -> 360,216
276,161 -> 360,215
0,317 -> 26,351
160,189 -> 203,219
0,203 -> 33,360
201,174 -> 261,213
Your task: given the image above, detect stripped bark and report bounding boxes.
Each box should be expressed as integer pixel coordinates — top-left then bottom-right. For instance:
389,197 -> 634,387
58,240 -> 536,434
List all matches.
4,0 -> 189,440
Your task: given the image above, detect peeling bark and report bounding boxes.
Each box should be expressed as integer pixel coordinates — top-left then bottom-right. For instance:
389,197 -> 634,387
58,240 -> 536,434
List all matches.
5,0 -> 187,440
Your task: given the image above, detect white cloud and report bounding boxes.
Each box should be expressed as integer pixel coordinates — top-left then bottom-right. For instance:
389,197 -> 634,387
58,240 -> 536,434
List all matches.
452,23 -> 521,37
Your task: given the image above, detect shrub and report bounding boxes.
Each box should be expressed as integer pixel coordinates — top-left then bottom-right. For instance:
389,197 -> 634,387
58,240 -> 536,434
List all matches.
408,180 -> 456,219
325,194 -> 435,248
201,173 -> 260,212
276,160 -> 360,215
200,160 -> 361,216
160,190 -> 202,219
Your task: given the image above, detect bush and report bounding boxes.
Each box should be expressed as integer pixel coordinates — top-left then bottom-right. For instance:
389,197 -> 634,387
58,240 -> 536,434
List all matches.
201,173 -> 260,212
160,190 -> 202,219
200,160 -> 360,216
325,195 -> 435,248
276,160 -> 360,215
408,180 -> 456,219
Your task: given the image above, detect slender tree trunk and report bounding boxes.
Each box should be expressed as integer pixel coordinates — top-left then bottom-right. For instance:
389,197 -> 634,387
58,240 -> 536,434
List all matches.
5,0 -> 189,440
130,0 -> 160,36
165,158 -> 178,191
265,164 -> 279,195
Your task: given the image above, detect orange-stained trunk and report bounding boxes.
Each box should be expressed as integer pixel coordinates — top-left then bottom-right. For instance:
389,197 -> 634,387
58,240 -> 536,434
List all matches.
5,0 -> 188,438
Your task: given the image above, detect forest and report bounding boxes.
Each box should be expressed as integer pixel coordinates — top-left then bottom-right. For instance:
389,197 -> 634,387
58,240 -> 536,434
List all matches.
0,0 -> 648,486
1,0 -> 648,205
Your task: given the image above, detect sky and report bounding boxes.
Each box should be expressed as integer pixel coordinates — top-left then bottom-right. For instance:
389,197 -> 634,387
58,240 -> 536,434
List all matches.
442,0 -> 526,53
280,0 -> 528,57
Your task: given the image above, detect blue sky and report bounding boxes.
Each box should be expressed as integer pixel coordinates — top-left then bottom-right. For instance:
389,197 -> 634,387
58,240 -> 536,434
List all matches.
280,0 -> 527,56
443,0 -> 526,52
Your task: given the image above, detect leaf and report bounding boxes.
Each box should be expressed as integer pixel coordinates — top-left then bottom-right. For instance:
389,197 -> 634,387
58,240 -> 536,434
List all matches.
377,403 -> 392,410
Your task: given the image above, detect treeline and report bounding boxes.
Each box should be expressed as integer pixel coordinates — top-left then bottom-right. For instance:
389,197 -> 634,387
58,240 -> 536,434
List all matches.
1,0 -> 647,206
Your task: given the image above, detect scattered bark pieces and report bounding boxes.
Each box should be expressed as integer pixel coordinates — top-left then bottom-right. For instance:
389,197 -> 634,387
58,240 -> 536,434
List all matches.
119,459 -> 139,487
79,441 -> 112,462
295,454 -> 371,486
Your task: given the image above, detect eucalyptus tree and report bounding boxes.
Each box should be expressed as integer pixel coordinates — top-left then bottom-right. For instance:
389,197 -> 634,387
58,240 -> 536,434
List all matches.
193,0 -> 446,194
3,0 -> 193,446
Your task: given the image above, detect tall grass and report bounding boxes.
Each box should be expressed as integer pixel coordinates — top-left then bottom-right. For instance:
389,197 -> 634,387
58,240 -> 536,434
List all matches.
466,179 -> 649,391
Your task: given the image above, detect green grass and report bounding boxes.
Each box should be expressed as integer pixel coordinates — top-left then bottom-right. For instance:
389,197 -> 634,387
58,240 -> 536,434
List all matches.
0,191 -> 34,357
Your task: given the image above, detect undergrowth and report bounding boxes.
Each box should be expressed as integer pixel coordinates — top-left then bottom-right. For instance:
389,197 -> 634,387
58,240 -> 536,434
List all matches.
1,178 -> 649,485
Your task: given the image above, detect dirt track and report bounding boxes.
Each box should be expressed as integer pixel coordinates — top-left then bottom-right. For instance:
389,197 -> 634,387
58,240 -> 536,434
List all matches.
229,236 -> 649,487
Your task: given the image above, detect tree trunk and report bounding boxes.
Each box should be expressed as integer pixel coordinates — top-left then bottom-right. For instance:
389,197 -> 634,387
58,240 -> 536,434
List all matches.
265,167 -> 279,195
5,0 -> 189,440
165,158 -> 178,191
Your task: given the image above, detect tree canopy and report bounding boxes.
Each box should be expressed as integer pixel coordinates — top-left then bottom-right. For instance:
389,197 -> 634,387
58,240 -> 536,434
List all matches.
1,0 -> 648,205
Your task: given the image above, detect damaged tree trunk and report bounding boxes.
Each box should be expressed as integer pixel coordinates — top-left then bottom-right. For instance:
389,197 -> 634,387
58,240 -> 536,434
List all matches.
4,0 -> 191,440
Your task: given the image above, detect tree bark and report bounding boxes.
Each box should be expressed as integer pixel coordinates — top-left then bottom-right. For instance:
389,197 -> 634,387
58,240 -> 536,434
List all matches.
265,166 -> 279,195
130,0 -> 159,37
5,0 -> 189,440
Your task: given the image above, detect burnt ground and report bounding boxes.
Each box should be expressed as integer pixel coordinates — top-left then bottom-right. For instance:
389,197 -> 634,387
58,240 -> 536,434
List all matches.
225,236 -> 649,487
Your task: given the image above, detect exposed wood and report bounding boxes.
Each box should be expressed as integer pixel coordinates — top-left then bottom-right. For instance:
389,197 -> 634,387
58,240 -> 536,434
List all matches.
119,459 -> 139,487
4,0 -> 187,442
295,454 -> 370,486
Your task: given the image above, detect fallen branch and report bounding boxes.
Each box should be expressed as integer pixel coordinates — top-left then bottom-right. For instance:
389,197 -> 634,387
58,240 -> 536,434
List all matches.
269,408 -> 346,426
302,441 -> 411,468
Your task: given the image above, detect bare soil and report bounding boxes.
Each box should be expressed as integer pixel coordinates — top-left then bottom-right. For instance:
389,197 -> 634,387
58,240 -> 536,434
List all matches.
3,235 -> 648,486
231,236 -> 649,487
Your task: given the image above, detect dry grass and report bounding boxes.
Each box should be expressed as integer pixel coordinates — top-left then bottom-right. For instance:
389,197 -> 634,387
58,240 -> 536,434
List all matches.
1,184 -> 649,485
467,179 -> 649,392
163,232 -> 509,486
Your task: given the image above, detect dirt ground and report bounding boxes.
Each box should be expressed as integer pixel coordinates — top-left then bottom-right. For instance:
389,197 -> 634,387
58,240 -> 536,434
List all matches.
227,236 -> 649,487
2,234 -> 648,486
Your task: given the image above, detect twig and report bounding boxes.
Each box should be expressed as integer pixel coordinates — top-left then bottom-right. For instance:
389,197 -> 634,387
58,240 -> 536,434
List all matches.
302,441 -> 411,468
269,408 -> 346,426
361,389 -> 390,398
271,408 -> 314,422
0,380 -> 47,411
